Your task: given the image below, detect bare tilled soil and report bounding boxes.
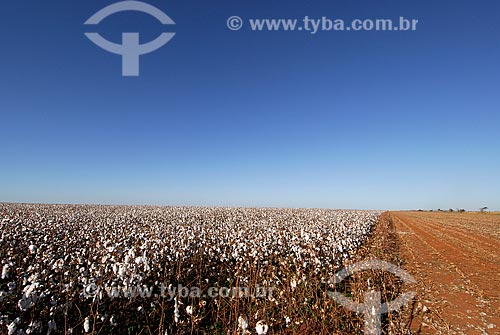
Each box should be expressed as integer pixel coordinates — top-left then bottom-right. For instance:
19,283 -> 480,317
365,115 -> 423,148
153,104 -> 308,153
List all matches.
391,211 -> 500,335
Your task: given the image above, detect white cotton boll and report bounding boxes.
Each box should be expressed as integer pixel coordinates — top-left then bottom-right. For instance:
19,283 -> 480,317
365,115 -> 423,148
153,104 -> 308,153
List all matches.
28,273 -> 39,283
174,297 -> 180,323
26,320 -> 42,335
118,265 -> 127,278
83,317 -> 90,333
7,321 -> 17,335
28,244 -> 37,254
255,320 -> 269,335
52,259 -> 64,270
238,315 -> 248,332
110,315 -> 118,327
2,264 -> 10,279
185,306 -> 193,315
23,282 -> 38,297
290,277 -> 297,291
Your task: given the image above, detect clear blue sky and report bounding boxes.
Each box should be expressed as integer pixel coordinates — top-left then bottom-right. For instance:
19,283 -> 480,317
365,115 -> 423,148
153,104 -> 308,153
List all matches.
0,0 -> 499,210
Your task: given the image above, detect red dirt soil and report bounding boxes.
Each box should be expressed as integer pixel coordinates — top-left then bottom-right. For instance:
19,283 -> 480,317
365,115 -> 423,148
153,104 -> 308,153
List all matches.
391,211 -> 500,335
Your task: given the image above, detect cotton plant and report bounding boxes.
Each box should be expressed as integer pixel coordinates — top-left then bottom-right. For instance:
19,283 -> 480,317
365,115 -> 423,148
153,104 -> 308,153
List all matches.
1,263 -> 10,280
255,320 -> 269,335
0,203 -> 381,333
83,317 -> 90,333
238,315 -> 248,334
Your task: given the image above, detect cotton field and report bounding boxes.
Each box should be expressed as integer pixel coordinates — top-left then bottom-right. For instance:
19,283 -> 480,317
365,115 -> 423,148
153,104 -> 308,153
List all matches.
0,204 -> 382,334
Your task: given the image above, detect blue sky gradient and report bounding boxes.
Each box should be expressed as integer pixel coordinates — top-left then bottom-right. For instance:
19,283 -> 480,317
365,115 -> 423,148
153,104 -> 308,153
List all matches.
0,0 -> 499,210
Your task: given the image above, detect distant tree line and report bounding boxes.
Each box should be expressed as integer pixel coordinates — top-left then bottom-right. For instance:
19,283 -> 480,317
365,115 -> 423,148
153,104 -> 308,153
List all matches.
418,207 -> 488,213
